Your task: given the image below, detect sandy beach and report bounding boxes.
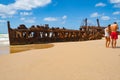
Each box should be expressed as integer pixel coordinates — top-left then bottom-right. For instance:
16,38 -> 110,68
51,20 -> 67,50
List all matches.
0,38 -> 120,80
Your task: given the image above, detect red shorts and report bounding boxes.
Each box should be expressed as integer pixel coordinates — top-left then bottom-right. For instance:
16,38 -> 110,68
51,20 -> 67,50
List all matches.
110,32 -> 118,39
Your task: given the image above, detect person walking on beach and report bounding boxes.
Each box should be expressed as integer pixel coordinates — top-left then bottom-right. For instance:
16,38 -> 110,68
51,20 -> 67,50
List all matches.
110,22 -> 119,48
104,24 -> 111,48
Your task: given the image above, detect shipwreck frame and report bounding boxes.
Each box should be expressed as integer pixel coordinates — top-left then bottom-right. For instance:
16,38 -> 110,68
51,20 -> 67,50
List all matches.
7,19 -> 105,45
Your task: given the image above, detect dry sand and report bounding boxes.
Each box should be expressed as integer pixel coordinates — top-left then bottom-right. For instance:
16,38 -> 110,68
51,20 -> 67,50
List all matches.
0,37 -> 120,80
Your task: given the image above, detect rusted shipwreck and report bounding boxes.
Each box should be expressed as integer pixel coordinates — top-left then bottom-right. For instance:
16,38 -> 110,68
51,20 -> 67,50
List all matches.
7,19 -> 105,45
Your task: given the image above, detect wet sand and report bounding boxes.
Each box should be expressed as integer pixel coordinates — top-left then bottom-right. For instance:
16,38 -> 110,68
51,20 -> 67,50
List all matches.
0,38 -> 120,80
10,43 -> 54,53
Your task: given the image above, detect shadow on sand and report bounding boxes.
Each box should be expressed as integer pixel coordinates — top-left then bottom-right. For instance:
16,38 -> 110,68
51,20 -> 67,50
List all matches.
115,46 -> 120,48
10,43 -> 54,54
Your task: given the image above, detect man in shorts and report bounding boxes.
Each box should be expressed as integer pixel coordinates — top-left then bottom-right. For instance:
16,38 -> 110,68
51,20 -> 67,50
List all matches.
110,22 -> 119,48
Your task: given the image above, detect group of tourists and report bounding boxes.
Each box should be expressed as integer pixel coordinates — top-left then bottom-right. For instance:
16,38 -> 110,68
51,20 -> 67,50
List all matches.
104,22 -> 119,48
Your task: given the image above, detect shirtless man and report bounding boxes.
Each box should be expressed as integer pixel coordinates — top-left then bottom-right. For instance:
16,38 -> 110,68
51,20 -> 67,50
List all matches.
110,22 -> 119,48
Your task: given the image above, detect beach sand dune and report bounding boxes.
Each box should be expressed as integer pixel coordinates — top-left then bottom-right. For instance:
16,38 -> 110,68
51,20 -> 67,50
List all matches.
0,38 -> 120,80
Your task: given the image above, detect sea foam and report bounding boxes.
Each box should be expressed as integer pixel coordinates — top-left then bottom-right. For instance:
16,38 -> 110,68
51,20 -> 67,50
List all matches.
0,34 -> 10,54
0,34 -> 9,46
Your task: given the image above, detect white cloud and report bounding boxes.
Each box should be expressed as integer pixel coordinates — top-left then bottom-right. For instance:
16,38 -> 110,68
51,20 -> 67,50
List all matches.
0,4 -> 16,18
90,12 -> 100,17
113,11 -> 120,15
0,0 -> 51,18
114,3 -> 120,8
101,16 -> 110,20
20,17 -> 36,23
110,0 -> 120,3
90,12 -> 110,21
20,17 -> 25,20
25,19 -> 35,23
95,2 -> 106,7
13,0 -> 51,10
113,17 -> 117,20
0,14 -> 7,18
61,15 -> 67,24
62,15 -> 67,20
109,0 -> 120,8
20,12 -> 32,16
44,17 -> 57,21
0,20 -> 6,23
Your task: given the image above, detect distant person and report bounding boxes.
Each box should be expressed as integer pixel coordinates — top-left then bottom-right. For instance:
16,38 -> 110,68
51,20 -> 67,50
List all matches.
110,22 -> 119,48
104,24 -> 111,48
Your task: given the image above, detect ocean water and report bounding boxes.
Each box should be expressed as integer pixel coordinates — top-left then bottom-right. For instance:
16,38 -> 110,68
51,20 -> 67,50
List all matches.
0,34 -> 10,55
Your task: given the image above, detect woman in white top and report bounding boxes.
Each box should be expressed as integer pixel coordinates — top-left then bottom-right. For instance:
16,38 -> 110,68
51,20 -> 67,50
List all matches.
104,24 -> 111,48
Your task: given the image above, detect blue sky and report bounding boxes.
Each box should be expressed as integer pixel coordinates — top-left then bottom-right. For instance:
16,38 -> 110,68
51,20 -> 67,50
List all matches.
0,0 -> 120,33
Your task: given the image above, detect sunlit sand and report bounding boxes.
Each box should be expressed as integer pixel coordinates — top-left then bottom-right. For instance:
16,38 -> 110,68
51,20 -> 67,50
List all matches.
0,37 -> 120,80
